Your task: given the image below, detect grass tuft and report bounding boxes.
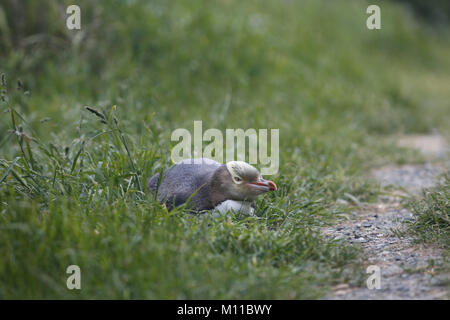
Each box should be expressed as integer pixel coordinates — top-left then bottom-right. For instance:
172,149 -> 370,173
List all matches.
406,174 -> 450,249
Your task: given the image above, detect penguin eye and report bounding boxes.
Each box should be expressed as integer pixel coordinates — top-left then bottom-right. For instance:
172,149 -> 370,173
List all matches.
233,176 -> 242,183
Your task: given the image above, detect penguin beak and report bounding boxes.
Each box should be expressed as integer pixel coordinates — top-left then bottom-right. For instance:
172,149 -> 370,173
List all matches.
248,178 -> 277,192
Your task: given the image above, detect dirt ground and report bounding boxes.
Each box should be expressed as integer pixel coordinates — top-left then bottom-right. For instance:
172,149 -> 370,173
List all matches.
324,134 -> 449,300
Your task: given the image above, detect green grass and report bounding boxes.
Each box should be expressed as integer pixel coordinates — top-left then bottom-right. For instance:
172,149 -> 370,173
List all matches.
403,174 -> 450,277
0,0 -> 450,299
406,174 -> 450,249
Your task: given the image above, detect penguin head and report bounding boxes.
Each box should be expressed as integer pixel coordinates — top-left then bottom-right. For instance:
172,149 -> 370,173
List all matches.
214,161 -> 277,201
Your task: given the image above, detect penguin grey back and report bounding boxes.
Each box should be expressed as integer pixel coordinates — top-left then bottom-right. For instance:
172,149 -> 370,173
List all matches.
147,172 -> 160,193
147,158 -> 222,210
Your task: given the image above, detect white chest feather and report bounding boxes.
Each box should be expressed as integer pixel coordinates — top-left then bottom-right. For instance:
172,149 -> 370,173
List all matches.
213,200 -> 254,215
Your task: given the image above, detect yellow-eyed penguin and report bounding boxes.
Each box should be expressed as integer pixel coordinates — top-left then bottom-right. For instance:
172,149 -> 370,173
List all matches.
147,158 -> 277,213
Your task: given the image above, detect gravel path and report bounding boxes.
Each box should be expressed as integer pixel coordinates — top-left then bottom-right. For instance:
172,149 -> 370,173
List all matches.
372,163 -> 446,195
323,135 -> 449,300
